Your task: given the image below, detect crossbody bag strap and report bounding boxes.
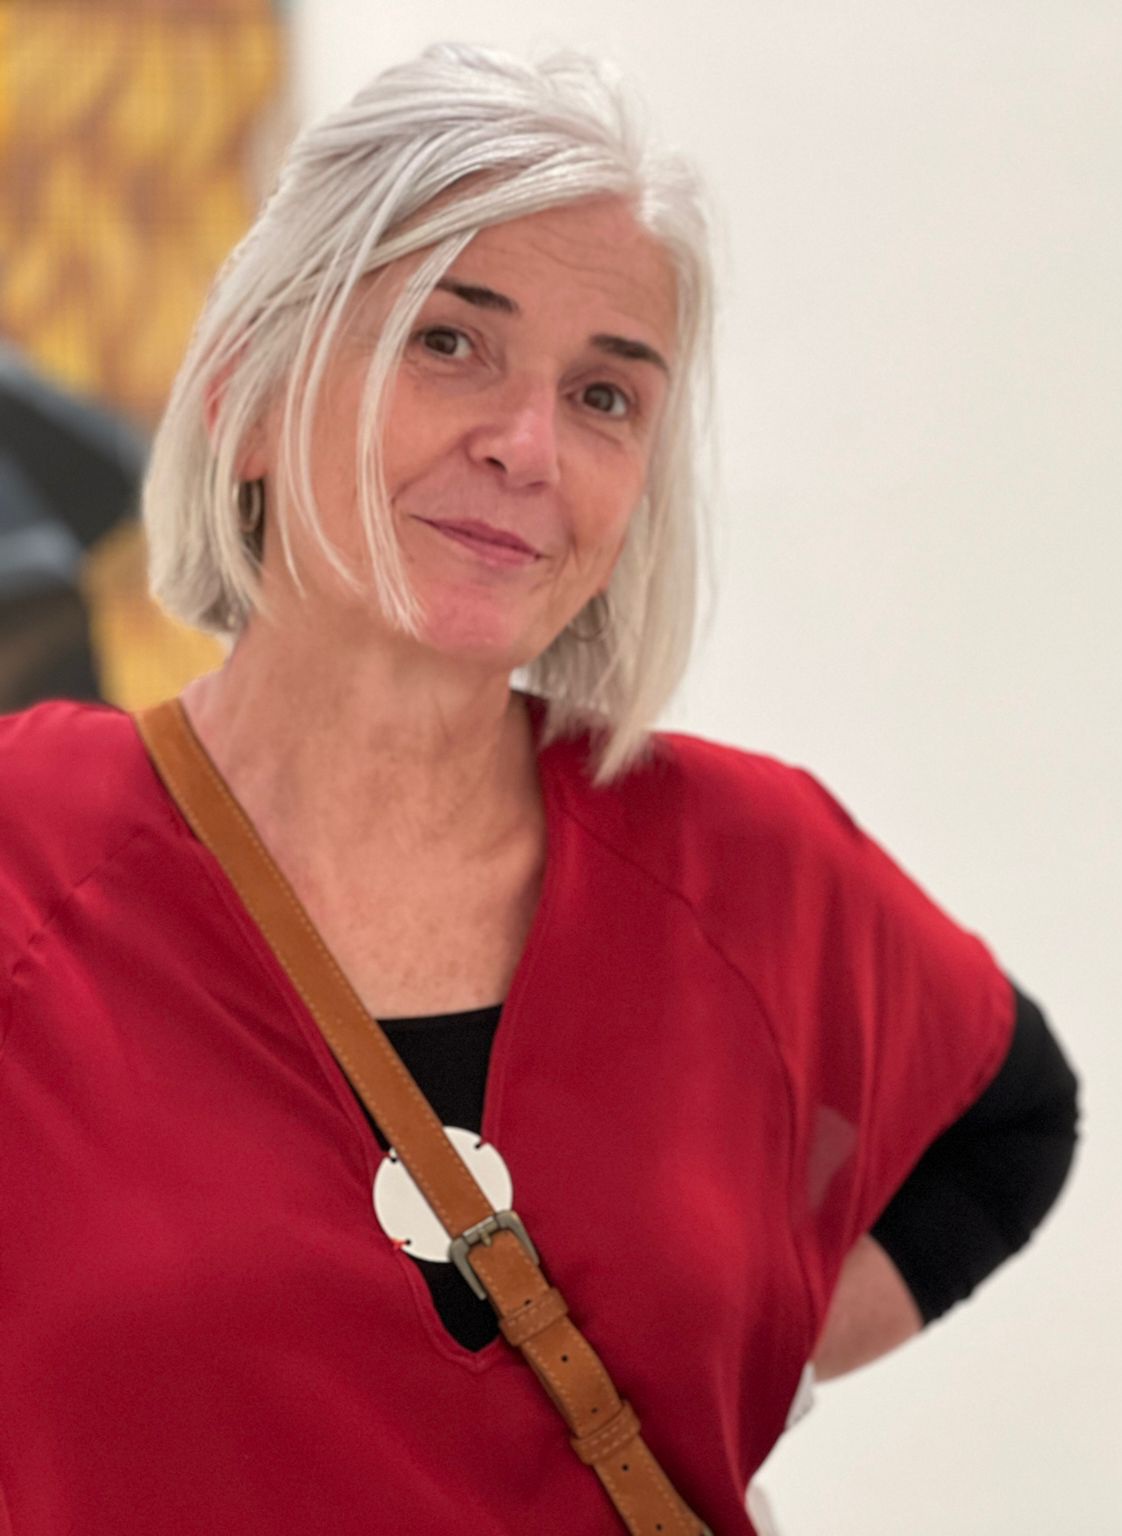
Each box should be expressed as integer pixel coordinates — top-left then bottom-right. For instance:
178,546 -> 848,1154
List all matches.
135,698 -> 711,1536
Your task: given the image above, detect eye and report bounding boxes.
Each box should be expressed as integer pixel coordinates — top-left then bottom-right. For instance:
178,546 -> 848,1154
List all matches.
416,326 -> 472,359
581,382 -> 630,418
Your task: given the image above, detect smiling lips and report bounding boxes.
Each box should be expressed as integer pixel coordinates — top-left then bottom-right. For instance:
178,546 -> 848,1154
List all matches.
417,517 -> 543,568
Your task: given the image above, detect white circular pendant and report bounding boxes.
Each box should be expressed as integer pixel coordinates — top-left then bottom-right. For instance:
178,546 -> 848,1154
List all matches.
372,1125 -> 514,1263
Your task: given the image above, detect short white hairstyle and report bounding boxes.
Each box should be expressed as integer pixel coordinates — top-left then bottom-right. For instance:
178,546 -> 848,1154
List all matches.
143,42 -> 714,781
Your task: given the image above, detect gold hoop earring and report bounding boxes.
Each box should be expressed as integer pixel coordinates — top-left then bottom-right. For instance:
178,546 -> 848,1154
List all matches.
570,591 -> 611,643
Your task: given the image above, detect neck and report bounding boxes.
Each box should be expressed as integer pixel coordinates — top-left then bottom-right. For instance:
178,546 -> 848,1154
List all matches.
180,607 -> 538,863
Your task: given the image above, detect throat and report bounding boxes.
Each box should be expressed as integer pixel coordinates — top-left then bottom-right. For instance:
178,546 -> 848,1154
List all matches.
283,826 -> 546,1022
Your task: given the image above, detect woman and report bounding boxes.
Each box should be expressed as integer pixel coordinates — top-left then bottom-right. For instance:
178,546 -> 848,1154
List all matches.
0,44 -> 1077,1536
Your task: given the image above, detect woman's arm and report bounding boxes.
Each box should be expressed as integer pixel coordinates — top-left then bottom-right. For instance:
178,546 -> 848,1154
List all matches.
812,981 -> 1078,1381
812,1234 -> 923,1380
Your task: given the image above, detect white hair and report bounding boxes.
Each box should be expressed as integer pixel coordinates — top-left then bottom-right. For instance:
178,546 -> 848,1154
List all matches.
143,42 -> 714,782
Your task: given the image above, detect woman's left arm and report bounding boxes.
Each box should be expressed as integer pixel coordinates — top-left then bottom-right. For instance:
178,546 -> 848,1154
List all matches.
811,1233 -> 924,1381
812,981 -> 1079,1381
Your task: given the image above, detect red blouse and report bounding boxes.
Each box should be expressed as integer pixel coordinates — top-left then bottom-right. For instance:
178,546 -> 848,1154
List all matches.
0,700 -> 1013,1534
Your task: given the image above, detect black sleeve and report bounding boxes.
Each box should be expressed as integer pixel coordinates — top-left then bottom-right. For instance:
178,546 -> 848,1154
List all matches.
870,979 -> 1079,1324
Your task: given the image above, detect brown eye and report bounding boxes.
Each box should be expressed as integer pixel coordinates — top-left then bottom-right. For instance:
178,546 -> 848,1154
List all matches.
419,327 -> 469,358
582,382 -> 628,417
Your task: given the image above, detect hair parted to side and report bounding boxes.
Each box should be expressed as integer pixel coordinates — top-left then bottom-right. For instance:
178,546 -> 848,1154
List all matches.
143,42 -> 714,782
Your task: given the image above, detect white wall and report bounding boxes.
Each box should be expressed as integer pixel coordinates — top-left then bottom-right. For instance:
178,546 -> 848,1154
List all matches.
292,4 -> 1121,1531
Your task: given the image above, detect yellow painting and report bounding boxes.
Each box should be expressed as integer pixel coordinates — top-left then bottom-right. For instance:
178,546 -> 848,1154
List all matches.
0,0 -> 290,711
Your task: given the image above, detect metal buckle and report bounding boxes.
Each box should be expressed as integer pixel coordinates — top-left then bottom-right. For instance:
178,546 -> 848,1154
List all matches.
448,1210 -> 540,1300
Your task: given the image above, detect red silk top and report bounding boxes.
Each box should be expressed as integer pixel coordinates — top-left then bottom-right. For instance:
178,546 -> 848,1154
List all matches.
0,700 -> 1013,1534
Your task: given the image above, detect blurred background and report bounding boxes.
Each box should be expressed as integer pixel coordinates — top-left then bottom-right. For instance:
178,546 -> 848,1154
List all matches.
0,0 -> 290,713
2,2 -> 1118,1532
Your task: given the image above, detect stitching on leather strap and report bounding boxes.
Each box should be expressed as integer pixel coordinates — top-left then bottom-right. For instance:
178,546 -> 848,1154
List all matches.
570,1400 -> 641,1466
137,702 -> 483,1234
135,699 -> 713,1536
529,1324 -> 610,1424
499,1286 -> 569,1346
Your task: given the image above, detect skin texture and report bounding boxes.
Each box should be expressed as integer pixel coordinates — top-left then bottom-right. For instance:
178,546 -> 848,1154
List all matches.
189,196 -> 679,844
184,198 -> 678,1014
243,195 -> 678,669
187,193 -> 921,1381
814,1235 -> 923,1380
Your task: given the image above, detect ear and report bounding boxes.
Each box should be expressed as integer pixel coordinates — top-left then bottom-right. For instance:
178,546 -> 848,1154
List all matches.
202,353 -> 269,480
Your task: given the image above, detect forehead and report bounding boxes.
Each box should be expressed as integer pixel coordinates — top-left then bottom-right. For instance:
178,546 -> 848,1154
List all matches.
399,197 -> 679,361
457,198 -> 675,318
345,197 -> 679,364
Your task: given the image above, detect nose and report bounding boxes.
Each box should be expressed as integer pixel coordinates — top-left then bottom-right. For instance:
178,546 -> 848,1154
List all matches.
465,376 -> 561,491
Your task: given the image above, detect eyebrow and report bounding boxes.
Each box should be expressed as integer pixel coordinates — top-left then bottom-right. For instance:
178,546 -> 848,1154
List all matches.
433,278 -> 670,375
589,333 -> 669,375
434,279 -> 518,314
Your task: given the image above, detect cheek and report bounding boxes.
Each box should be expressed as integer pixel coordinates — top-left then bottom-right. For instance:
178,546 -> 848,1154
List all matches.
572,465 -> 645,564
287,369 -> 366,518
379,375 -> 457,495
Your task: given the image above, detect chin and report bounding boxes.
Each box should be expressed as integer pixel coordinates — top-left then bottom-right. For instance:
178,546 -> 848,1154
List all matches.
418,603 -> 545,671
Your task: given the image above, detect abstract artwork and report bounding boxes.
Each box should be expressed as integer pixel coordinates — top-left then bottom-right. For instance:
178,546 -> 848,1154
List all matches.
0,0 -> 291,711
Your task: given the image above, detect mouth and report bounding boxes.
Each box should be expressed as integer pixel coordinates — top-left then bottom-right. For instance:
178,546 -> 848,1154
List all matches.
415,518 -> 543,568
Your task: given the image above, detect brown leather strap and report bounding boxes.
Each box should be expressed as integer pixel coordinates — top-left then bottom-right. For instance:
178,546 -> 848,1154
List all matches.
135,698 -> 711,1536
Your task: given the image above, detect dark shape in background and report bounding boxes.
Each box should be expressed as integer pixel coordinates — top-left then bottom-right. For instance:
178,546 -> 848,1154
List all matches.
0,345 -> 147,712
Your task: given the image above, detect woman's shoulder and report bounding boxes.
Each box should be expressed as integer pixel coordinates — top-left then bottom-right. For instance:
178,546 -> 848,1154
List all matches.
659,728 -> 857,828
597,730 -> 1002,1007
0,697 -> 150,803
0,699 -> 169,972
550,722 -> 868,904
563,721 -> 860,842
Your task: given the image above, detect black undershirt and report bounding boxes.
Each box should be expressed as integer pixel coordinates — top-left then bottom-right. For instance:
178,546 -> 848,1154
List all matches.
869,981 -> 1079,1323
371,1007 -> 505,1351
367,980 -> 1078,1353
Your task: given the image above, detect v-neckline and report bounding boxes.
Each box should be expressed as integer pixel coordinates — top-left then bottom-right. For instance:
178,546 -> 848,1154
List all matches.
132,689 -> 576,1369
132,689 -> 569,1153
